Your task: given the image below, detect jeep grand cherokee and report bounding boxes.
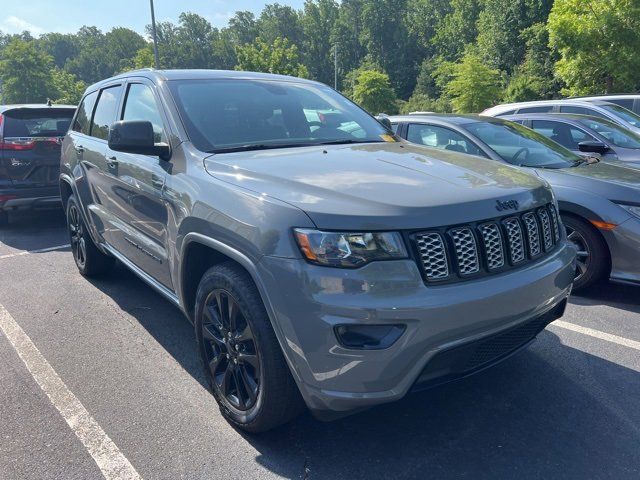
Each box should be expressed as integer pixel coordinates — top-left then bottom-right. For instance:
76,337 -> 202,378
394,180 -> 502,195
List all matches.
60,70 -> 576,432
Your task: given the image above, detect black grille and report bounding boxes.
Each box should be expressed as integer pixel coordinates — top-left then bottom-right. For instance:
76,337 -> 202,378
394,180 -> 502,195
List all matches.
413,203 -> 561,284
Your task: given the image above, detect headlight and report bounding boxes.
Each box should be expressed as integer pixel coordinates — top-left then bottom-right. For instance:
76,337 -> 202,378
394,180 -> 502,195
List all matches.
618,203 -> 640,219
294,229 -> 407,267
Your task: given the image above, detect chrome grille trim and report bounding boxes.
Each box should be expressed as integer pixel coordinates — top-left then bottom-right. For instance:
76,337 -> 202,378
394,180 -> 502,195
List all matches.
538,208 -> 553,251
503,217 -> 525,264
415,233 -> 449,280
413,203 -> 559,283
523,213 -> 541,256
479,223 -> 505,270
548,205 -> 561,242
451,227 -> 480,275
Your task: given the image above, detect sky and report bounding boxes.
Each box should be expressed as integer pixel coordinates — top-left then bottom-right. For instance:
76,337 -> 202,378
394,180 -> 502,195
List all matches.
0,0 -> 306,36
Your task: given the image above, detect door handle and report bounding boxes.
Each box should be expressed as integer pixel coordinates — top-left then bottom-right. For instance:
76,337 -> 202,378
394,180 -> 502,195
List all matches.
75,145 -> 84,155
106,156 -> 118,168
151,175 -> 164,189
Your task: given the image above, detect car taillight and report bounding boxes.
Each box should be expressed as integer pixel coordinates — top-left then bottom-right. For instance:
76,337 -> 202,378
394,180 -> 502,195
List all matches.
0,139 -> 36,151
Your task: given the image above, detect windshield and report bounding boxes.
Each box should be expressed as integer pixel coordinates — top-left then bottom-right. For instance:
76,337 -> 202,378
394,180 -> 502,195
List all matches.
577,117 -> 640,149
600,104 -> 640,128
3,108 -> 75,137
466,121 -> 582,168
168,79 -> 391,152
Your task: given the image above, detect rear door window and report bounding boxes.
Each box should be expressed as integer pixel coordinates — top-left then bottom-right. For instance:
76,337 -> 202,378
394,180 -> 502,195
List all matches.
608,98 -> 635,110
90,85 -> 123,140
3,108 -> 75,138
516,106 -> 554,114
559,105 -> 607,119
72,91 -> 98,135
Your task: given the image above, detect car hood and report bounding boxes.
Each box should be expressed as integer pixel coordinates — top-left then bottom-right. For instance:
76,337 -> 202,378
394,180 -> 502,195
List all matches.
203,142 -> 550,230
536,161 -> 640,204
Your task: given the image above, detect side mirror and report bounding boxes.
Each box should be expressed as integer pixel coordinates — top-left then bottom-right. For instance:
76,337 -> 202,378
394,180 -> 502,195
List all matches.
375,115 -> 393,132
578,140 -> 609,155
108,120 -> 170,160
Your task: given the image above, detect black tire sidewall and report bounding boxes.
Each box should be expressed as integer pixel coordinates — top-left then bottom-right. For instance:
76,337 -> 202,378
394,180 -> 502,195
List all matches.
563,215 -> 609,290
194,266 -> 268,427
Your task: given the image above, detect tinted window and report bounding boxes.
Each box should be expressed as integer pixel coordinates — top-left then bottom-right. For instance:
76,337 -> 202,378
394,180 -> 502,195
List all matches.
600,104 -> 640,127
168,79 -> 390,152
122,83 -> 166,143
390,123 -> 400,133
577,117 -> 640,149
73,91 -> 98,134
465,121 -> 581,168
559,105 -> 607,119
90,85 -> 123,140
407,124 -> 486,157
517,106 -> 553,113
3,108 -> 75,137
530,120 -> 595,150
608,98 -> 635,110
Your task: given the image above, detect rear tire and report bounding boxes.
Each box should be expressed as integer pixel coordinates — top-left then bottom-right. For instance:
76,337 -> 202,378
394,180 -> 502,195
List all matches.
66,195 -> 114,276
195,262 -> 304,432
562,215 -> 609,291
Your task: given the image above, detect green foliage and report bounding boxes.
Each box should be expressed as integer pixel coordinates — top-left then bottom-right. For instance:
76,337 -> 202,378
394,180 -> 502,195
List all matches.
438,51 -> 503,113
548,0 -> 640,95
431,0 -> 482,60
301,0 -> 339,85
51,68 -> 86,105
0,39 -> 55,103
235,37 -> 309,78
352,69 -> 398,114
399,93 -> 450,114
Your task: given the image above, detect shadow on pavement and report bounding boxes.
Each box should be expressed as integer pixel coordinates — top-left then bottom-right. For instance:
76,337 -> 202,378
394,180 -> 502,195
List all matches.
86,264 -> 640,480
570,281 -> 640,315
0,208 -> 68,253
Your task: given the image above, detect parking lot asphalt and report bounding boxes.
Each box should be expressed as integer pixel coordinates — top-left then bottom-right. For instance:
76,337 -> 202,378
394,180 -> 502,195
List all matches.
0,210 -> 639,480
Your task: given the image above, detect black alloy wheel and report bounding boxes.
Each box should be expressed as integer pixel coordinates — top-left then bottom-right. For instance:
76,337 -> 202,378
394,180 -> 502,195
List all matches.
201,289 -> 261,411
68,202 -> 87,270
565,223 -> 590,284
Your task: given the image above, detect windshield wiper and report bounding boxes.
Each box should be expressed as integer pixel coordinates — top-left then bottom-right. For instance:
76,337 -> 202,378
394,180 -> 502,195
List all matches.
207,143 -> 309,154
315,139 -> 384,146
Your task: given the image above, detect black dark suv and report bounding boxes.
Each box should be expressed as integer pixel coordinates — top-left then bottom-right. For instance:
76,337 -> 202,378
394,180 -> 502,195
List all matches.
0,104 -> 76,225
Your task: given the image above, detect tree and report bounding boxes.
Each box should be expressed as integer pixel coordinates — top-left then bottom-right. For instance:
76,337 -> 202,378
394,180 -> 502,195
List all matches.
352,69 -> 397,114
51,68 -> 86,104
227,11 -> 258,45
257,4 -> 303,45
438,51 -> 503,113
0,39 -> 55,103
38,33 -> 79,69
331,0 -> 366,87
431,0 -> 482,61
399,93 -> 450,114
301,0 -> 339,85
548,0 -> 640,95
235,37 -> 309,77
104,27 -> 146,73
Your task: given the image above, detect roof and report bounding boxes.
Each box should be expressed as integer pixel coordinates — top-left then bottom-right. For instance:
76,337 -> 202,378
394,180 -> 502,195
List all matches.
503,112 -> 603,121
485,98 -> 618,113
0,104 -> 76,113
86,68 -> 322,92
389,114 -> 508,126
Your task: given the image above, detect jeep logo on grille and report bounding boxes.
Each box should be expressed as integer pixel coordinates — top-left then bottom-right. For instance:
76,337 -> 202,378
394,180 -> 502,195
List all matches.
495,199 -> 520,212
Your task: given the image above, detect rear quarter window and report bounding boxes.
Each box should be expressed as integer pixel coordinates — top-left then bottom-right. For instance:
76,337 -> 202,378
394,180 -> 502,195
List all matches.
90,85 -> 123,140
3,108 -> 76,137
73,91 -> 99,135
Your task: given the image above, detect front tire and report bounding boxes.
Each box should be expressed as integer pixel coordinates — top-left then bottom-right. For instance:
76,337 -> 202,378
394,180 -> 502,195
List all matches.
195,262 -> 303,432
562,215 -> 609,291
66,195 -> 114,276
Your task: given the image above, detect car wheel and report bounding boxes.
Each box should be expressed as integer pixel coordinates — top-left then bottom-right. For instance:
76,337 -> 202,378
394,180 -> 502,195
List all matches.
0,211 -> 8,227
562,215 -> 609,291
66,195 -> 114,276
195,262 -> 303,432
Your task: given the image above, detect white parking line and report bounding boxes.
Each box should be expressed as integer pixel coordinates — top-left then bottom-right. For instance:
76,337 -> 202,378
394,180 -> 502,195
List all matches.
551,320 -> 640,351
0,243 -> 71,260
0,303 -> 142,480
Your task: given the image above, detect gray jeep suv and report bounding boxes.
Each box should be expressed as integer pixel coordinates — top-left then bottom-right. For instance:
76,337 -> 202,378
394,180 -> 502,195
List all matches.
60,70 -> 576,432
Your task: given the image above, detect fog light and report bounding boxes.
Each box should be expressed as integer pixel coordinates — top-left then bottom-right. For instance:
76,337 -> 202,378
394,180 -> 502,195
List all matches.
335,324 -> 406,350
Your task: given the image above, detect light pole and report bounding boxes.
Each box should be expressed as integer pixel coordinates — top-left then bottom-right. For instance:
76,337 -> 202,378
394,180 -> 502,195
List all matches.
334,44 -> 338,90
149,0 -> 160,69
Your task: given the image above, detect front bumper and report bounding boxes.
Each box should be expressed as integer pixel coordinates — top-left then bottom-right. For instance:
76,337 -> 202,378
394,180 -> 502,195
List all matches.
605,216 -> 640,285
0,186 -> 61,211
257,242 -> 576,414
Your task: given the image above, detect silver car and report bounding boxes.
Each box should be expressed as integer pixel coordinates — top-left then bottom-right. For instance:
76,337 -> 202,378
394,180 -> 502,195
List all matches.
505,113 -> 640,169
391,114 -> 640,290
482,99 -> 640,136
574,95 -> 640,115
60,70 -> 575,431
